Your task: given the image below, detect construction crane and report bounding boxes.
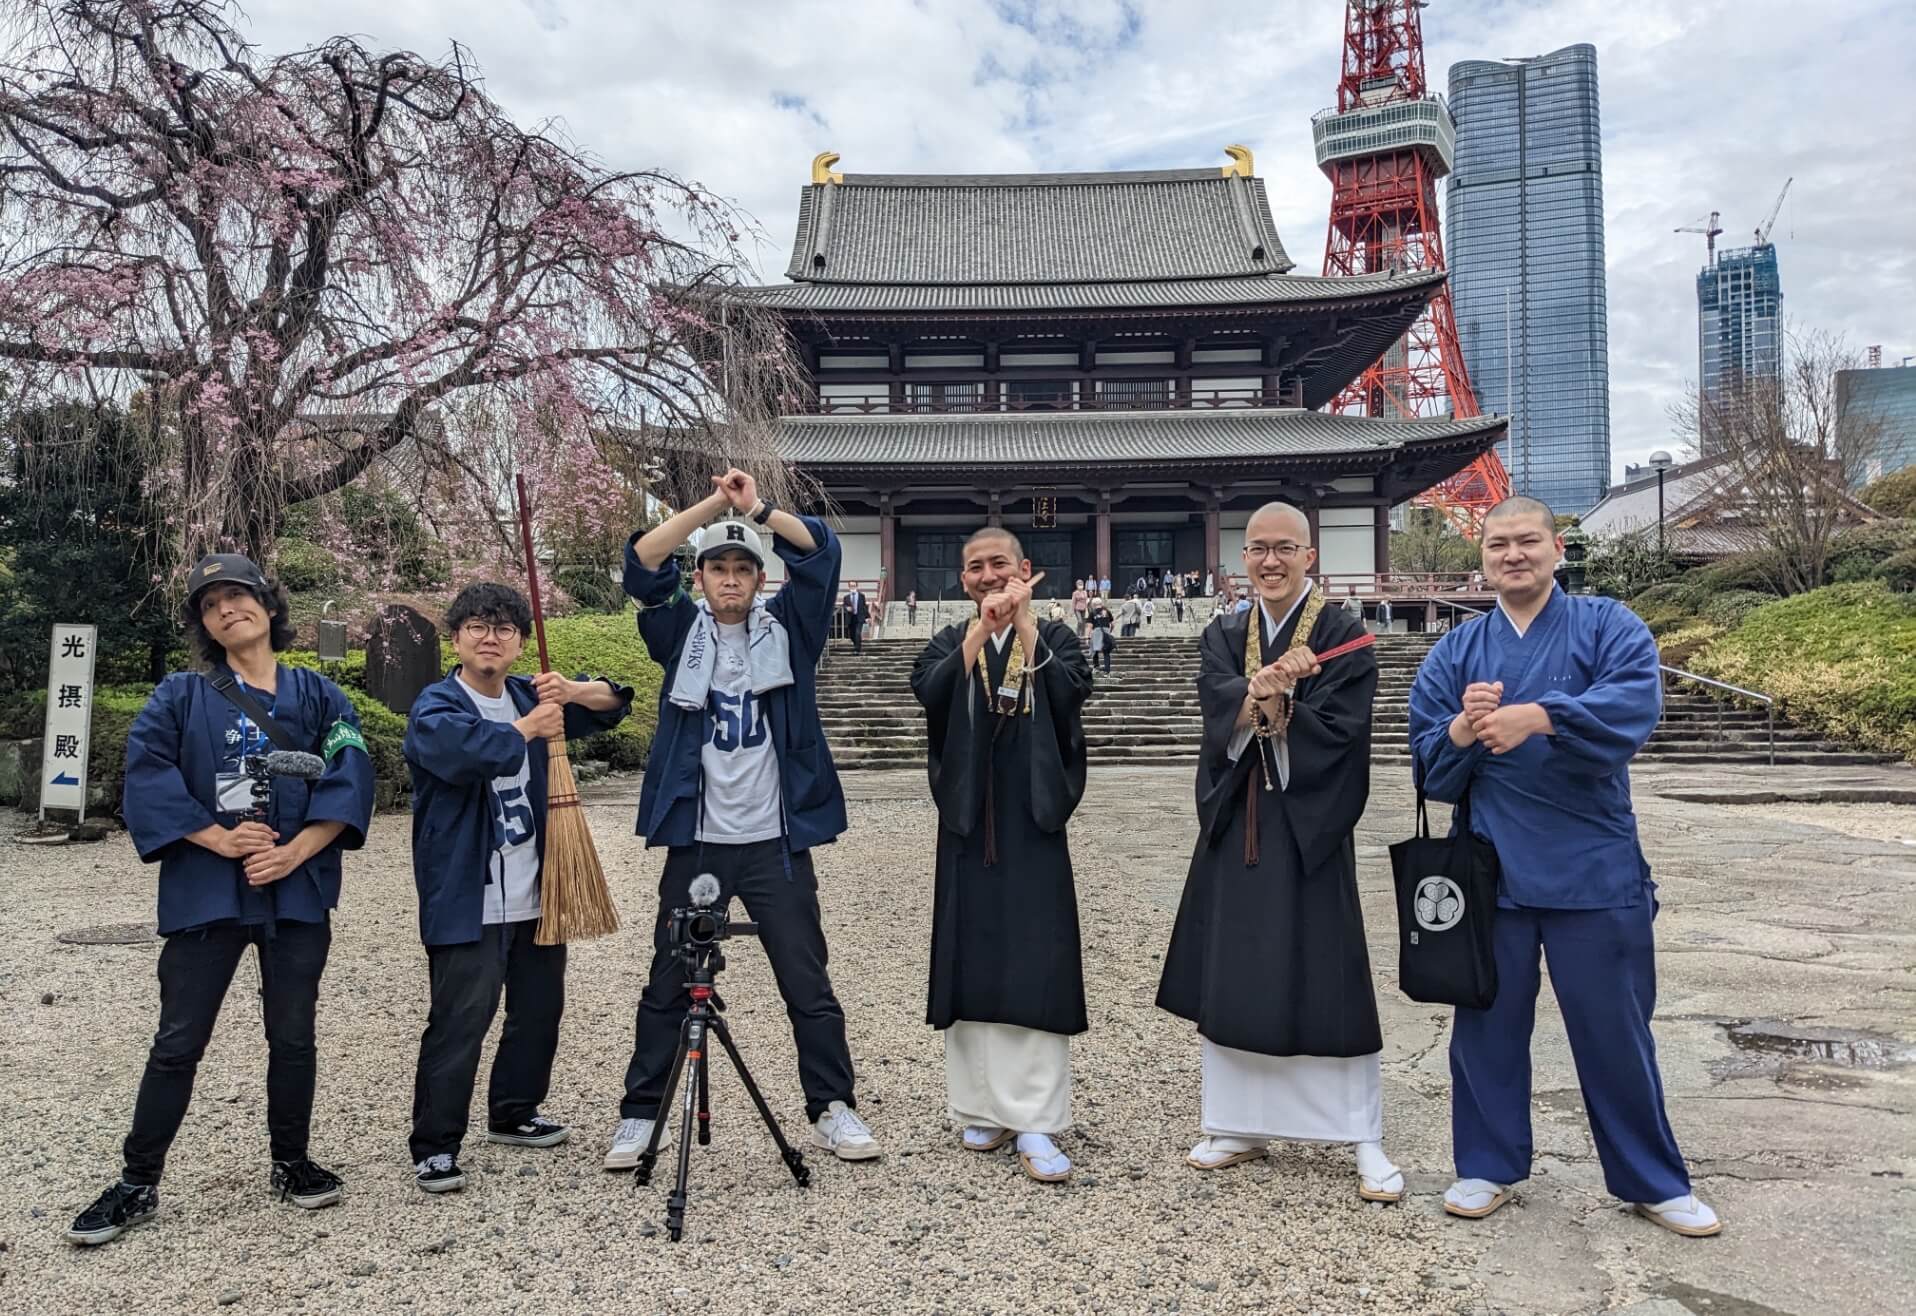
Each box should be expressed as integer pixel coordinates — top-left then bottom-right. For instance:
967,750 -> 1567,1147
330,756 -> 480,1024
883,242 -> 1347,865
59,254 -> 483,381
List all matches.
1754,177 -> 1793,245
1675,210 -> 1723,261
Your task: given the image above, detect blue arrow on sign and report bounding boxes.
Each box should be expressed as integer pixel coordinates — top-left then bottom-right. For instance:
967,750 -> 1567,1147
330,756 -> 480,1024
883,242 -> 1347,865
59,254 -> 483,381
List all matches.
49,770 -> 78,787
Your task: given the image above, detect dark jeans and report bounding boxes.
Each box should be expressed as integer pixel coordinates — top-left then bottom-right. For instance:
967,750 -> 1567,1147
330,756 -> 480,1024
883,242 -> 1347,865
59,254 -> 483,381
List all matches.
622,842 -> 855,1123
122,919 -> 332,1186
410,918 -> 566,1162
1093,643 -> 1113,673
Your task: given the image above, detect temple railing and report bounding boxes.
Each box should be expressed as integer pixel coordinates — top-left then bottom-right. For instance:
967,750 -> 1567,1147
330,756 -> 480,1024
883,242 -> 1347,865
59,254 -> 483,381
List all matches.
809,386 -> 1284,416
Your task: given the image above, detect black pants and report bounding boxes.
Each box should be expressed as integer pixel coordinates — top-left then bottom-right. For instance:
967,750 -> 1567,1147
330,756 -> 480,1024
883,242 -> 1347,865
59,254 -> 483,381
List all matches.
410,919 -> 566,1162
847,614 -> 863,652
622,842 -> 855,1123
122,919 -> 332,1186
1093,643 -> 1113,673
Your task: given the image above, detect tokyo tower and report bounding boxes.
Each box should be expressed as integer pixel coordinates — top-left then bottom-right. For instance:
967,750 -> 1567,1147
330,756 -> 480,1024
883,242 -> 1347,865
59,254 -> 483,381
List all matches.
1314,0 -> 1509,534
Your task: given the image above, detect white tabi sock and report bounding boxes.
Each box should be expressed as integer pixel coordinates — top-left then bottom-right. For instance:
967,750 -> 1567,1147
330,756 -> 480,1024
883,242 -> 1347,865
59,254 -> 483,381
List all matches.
1015,1133 -> 1070,1177
1356,1140 -> 1403,1193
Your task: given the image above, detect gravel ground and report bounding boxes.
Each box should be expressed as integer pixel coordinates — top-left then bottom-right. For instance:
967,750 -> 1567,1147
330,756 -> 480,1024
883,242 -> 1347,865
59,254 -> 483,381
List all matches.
1750,801 -> 1916,846
3,780 -> 1479,1316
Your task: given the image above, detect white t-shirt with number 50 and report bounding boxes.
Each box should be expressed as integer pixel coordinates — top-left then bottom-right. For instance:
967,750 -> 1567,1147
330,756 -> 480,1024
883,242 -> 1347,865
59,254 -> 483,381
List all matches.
459,676 -> 541,925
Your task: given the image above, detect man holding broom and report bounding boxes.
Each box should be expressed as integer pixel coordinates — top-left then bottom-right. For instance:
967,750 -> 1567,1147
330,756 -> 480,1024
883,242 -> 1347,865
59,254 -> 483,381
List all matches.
403,582 -> 633,1194
609,469 -> 880,1169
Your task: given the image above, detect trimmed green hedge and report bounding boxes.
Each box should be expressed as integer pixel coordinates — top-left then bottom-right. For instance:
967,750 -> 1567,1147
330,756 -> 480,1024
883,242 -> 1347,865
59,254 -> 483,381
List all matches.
1690,581 -> 1916,760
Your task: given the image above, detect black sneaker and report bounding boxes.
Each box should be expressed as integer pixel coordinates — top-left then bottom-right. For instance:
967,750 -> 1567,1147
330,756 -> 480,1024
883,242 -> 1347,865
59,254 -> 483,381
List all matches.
67,1180 -> 159,1246
487,1114 -> 570,1148
414,1153 -> 466,1194
271,1159 -> 344,1209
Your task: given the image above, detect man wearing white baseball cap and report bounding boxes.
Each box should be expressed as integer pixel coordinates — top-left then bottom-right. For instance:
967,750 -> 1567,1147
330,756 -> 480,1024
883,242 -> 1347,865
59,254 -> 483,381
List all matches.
608,468 -> 878,1169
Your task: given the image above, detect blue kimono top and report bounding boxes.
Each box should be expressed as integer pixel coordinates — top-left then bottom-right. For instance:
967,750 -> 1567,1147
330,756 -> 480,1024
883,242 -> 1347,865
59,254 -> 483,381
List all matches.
403,669 -> 632,947
1408,588 -> 1662,910
124,666 -> 375,934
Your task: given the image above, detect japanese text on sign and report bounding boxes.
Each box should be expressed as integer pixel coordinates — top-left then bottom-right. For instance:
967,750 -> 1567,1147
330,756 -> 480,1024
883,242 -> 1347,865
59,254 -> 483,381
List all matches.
40,624 -> 97,818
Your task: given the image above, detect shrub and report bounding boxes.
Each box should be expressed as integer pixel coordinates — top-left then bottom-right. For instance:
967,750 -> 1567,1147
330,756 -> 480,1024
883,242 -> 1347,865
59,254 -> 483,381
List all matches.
1826,520 -> 1916,583
1699,589 -> 1774,629
1692,581 -> 1916,760
1876,549 -> 1916,593
508,609 -> 660,769
1655,622 -> 1723,668
554,566 -> 623,614
273,537 -> 342,591
1861,467 -> 1916,519
1684,550 -> 1786,600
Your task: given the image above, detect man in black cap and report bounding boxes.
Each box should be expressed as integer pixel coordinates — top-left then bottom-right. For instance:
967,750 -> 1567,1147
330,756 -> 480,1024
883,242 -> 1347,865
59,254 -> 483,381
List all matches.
68,555 -> 375,1246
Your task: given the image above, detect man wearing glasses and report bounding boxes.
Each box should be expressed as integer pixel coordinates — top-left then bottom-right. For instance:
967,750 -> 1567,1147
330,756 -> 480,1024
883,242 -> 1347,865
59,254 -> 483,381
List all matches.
402,583 -> 632,1194
1157,503 -> 1404,1201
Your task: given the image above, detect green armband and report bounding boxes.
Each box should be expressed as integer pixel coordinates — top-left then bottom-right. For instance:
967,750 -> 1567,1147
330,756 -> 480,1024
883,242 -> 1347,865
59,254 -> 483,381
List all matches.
322,720 -> 369,761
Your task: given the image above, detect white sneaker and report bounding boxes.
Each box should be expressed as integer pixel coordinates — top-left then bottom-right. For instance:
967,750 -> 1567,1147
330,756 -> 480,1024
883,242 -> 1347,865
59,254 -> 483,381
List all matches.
812,1101 -> 881,1161
603,1117 -> 670,1171
1636,1194 -> 1722,1238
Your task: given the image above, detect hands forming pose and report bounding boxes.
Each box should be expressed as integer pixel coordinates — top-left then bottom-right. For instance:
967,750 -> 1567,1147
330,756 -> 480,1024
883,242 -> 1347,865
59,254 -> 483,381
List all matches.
1450,680 -> 1554,754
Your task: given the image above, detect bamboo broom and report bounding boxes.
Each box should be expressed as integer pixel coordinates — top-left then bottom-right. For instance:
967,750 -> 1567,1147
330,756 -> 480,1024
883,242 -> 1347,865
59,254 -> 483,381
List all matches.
516,474 -> 620,945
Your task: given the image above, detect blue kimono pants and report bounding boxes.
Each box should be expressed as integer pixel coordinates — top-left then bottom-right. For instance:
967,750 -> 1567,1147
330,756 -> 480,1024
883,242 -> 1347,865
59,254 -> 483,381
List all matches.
1450,897 -> 1692,1203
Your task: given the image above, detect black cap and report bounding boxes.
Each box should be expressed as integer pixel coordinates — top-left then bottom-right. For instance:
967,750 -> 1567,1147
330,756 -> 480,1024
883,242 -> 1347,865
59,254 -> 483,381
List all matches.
184,553 -> 271,610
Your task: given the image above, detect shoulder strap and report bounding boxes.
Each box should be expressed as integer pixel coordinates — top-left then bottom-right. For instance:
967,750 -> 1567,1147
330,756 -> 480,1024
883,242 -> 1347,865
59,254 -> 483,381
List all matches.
205,671 -> 302,753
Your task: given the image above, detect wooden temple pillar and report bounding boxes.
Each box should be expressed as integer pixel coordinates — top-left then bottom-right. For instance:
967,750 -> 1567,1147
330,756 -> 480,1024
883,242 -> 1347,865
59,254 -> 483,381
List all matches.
987,489 -> 1003,528
879,492 -> 897,598
1094,490 -> 1112,584
1373,501 -> 1391,583
1202,489 -> 1221,580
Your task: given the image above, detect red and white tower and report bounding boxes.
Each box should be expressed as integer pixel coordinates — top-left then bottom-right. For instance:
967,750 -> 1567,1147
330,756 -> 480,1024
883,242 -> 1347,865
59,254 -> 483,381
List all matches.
1314,0 -> 1508,533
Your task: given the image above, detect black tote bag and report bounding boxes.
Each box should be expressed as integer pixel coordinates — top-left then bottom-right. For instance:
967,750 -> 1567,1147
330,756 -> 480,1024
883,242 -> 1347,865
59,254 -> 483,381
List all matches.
1389,779 -> 1501,1009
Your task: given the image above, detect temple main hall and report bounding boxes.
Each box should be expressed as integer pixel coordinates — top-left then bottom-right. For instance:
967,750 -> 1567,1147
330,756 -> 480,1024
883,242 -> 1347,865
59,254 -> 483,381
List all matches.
730,147 -> 1506,600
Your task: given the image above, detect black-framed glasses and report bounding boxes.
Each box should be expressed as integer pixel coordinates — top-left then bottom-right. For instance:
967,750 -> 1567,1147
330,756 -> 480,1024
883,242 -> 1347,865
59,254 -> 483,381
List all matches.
1243,542 -> 1308,561
459,620 -> 521,642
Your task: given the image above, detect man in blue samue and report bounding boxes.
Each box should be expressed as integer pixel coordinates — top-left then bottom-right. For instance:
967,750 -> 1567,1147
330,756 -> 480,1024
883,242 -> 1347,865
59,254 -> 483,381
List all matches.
403,582 -> 633,1194
606,468 -> 878,1169
1408,496 -> 1720,1238
68,554 -> 373,1246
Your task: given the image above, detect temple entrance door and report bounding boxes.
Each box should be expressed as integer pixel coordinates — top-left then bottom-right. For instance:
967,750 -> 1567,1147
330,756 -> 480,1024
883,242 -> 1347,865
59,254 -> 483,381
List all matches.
1114,529 -> 1175,595
1019,530 -> 1072,598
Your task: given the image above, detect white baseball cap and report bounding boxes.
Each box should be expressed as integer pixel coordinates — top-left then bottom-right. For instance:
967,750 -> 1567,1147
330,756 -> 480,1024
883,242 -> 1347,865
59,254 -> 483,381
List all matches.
694,519 -> 768,569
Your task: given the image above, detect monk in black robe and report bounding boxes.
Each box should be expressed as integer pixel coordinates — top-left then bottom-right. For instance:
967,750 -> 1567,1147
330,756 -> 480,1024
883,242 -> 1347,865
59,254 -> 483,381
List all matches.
910,527 -> 1091,1184
1156,501 -> 1404,1200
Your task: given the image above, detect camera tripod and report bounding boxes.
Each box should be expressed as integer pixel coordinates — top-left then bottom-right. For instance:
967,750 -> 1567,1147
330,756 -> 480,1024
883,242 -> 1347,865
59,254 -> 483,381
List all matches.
633,946 -> 810,1241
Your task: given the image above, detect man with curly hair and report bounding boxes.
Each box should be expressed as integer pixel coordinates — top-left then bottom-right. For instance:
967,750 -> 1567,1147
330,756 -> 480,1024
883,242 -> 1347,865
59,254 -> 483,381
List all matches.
69,554 -> 374,1246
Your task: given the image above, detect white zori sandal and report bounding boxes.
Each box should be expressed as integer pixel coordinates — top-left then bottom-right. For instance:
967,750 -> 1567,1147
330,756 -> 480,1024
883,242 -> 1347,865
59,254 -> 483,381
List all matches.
961,1125 -> 1014,1152
1187,1136 -> 1269,1171
1635,1194 -> 1722,1238
1356,1142 -> 1405,1203
1016,1133 -> 1072,1183
1443,1178 -> 1512,1219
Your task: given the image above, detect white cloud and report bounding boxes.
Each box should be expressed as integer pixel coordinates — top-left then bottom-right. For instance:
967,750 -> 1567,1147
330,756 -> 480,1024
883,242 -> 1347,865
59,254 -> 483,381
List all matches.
242,0 -> 1916,486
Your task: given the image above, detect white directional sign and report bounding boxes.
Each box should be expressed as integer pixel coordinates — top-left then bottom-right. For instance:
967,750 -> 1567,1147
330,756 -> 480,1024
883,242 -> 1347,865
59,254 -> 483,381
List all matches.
40,624 -> 97,820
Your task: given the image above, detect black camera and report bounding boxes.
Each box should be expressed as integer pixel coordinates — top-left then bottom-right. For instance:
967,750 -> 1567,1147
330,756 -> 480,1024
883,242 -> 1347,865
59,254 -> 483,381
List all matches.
666,873 -> 757,953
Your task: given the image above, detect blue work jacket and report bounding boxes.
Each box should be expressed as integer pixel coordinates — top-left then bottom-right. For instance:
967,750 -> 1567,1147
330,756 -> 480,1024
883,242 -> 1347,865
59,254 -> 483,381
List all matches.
403,669 -> 632,947
623,515 -> 847,851
123,666 -> 375,935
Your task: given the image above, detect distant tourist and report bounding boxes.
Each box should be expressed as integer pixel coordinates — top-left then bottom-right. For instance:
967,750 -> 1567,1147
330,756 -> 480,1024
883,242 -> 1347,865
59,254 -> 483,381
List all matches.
1088,599 -> 1116,677
1407,495 -> 1720,1239
1205,571 -> 1215,598
1072,579 -> 1090,637
907,589 -> 918,626
1099,574 -> 1111,598
1376,597 -> 1392,632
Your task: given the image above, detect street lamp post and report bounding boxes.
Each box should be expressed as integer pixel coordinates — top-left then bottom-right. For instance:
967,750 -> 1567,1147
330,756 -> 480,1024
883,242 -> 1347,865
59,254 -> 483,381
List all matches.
1650,450 -> 1674,559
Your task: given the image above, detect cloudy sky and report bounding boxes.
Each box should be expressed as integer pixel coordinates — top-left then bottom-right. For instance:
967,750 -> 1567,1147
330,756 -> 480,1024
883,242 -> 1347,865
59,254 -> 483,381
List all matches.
241,0 -> 1916,488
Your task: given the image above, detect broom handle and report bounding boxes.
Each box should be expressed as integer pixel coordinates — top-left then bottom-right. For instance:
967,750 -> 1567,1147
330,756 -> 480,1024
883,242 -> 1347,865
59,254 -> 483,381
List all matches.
514,473 -> 553,674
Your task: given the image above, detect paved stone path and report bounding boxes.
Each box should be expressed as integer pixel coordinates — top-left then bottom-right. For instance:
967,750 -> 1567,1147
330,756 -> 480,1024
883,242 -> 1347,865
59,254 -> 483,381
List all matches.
3,760 -> 1912,1314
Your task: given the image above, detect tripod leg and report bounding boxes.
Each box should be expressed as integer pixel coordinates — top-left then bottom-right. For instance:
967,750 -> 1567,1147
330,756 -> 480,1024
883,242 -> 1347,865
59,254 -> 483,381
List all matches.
710,1016 -> 811,1189
634,1016 -> 692,1188
668,1014 -> 705,1243
697,1049 -> 712,1146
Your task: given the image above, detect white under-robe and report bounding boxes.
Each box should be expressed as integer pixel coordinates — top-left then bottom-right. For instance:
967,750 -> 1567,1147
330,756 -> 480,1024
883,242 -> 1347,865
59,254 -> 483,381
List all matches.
945,1021 -> 1072,1134
1200,1039 -> 1382,1144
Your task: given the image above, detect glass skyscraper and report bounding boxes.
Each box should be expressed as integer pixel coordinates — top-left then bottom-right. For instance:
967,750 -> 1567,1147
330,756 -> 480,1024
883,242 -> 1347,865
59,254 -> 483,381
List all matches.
1697,244 -> 1782,452
1447,44 -> 1611,514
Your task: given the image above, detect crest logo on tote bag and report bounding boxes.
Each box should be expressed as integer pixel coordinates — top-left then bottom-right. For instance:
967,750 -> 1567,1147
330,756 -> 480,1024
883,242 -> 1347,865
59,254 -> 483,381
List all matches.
1413,876 -> 1466,933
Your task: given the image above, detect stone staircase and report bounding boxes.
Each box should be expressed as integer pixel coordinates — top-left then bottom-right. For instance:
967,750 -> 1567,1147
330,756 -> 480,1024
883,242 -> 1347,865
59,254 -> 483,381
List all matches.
816,631 -> 1898,772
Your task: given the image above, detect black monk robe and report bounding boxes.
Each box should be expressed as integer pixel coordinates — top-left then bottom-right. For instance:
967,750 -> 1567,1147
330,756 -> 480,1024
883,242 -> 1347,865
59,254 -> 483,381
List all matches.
911,619 -> 1093,1036
1155,596 -> 1383,1057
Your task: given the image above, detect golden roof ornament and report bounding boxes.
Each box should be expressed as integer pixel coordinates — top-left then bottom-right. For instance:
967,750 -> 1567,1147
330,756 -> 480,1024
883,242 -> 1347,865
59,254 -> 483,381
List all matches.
811,151 -> 843,185
1221,145 -> 1254,178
